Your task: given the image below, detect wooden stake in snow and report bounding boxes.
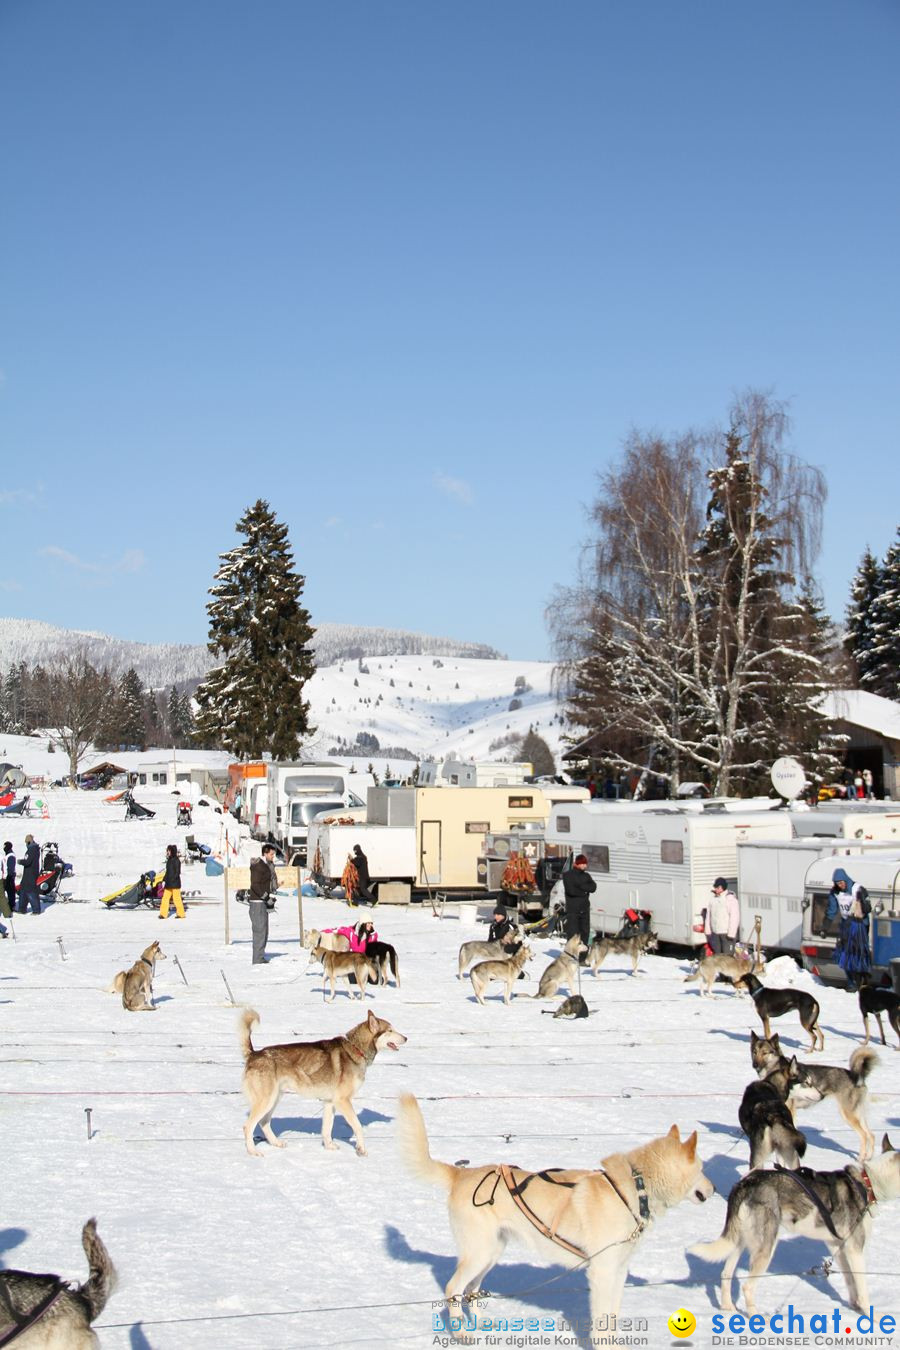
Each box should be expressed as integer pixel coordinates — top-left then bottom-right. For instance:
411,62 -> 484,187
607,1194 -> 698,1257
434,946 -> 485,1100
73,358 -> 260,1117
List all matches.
84,1107 -> 93,1141
173,955 -> 189,985
56,935 -> 67,962
221,970 -> 236,1005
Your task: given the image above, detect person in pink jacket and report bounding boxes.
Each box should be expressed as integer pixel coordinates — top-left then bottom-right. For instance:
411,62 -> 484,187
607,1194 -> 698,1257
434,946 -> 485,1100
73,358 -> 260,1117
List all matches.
335,920 -> 379,953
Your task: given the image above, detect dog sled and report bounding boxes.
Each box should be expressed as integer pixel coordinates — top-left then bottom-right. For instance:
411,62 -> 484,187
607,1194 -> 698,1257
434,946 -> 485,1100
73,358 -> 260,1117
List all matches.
99,870 -> 164,909
0,795 -> 30,817
36,843 -> 73,898
123,790 -> 155,821
177,800 -> 193,826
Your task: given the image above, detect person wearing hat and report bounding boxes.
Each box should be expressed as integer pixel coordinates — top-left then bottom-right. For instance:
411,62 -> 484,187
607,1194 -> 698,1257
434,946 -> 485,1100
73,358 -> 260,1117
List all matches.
826,867 -> 871,992
0,841 -> 14,936
17,833 -> 41,915
705,877 -> 739,955
488,904 -> 514,946
562,854 -> 596,951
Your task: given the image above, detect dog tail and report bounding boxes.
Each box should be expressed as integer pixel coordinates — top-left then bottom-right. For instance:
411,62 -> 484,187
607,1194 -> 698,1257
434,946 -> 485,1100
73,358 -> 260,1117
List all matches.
772,1117 -> 807,1163
76,1219 -> 117,1322
690,1234 -> 737,1263
238,1008 -> 260,1061
390,949 -> 400,986
397,1094 -> 456,1190
848,1046 -> 878,1083
683,969 -> 700,983
105,972 -> 125,995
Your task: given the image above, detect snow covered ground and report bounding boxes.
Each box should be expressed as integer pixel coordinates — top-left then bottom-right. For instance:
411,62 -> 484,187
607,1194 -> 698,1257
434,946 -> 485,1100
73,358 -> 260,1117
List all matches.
2,786 -> 900,1349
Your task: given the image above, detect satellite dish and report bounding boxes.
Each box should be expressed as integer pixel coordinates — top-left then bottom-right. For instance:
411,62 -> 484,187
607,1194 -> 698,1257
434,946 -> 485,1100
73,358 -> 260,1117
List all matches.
770,756 -> 806,800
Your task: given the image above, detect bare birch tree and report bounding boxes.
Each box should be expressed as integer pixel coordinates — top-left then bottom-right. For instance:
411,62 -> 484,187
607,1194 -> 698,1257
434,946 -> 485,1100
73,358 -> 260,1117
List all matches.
45,655 -> 110,779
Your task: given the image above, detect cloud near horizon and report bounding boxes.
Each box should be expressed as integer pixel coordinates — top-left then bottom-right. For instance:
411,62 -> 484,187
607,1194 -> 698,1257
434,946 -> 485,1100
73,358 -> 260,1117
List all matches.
40,546 -> 147,576
434,472 -> 473,505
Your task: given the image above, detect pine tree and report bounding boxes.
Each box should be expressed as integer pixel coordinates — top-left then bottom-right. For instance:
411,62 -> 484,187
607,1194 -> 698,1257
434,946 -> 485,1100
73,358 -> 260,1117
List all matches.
767,579 -> 844,784
845,546 -> 882,690
194,499 -> 316,758
866,528 -> 900,701
521,727 -> 555,776
118,668 -> 147,750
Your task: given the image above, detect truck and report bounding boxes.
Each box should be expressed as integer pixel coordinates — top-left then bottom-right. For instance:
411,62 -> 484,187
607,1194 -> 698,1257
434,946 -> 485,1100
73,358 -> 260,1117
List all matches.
736,837 -> 900,955
544,800 -> 794,948
308,783 -> 556,894
265,762 -> 370,861
800,852 -> 900,984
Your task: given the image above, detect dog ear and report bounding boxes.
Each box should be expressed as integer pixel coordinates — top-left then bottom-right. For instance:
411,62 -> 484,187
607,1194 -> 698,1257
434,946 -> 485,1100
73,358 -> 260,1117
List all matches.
667,1124 -> 681,1141
882,1133 -> 895,1153
367,1010 -> 379,1032
788,1055 -> 799,1073
751,1030 -> 759,1043
683,1130 -> 698,1159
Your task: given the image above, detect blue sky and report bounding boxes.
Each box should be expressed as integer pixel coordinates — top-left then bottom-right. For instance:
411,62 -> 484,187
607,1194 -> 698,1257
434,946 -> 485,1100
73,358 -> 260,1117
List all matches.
1,0 -> 897,660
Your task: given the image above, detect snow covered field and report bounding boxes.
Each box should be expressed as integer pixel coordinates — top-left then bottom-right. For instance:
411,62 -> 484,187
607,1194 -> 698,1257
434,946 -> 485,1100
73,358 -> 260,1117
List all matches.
2,787 -> 900,1349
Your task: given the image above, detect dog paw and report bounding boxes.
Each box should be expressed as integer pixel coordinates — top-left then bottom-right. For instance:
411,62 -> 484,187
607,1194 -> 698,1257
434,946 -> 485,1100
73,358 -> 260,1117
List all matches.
323,1141 -> 338,1151
355,1144 -> 368,1156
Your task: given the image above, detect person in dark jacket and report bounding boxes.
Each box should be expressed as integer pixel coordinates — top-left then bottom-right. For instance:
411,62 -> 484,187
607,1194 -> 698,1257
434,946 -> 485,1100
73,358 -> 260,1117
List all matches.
248,844 -> 277,964
159,843 -> 185,919
0,841 -> 13,936
350,844 -> 377,905
562,853 -> 595,948
17,834 -> 41,915
488,905 -> 514,944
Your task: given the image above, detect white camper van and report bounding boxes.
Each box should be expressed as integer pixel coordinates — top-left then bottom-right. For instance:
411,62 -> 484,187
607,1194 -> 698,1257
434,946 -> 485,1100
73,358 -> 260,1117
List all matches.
736,837 -> 900,955
265,762 -> 370,860
546,801 -> 793,947
789,803 -> 900,842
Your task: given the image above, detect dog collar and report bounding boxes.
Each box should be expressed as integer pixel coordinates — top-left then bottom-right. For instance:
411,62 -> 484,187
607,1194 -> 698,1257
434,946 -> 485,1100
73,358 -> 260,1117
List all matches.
748,983 -> 765,1001
342,1040 -> 366,1064
141,956 -> 153,968
859,1167 -> 877,1207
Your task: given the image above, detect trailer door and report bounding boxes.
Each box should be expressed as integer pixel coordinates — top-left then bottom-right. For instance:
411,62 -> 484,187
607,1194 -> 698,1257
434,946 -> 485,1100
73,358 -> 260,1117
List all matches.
420,820 -> 442,886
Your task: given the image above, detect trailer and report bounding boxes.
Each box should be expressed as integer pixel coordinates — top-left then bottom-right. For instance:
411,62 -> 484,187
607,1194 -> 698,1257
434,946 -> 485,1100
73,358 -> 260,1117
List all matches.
265,762 -> 370,859
545,801 -> 794,947
788,803 -> 900,842
736,837 -> 900,954
800,852 -> 900,985
308,784 -> 553,893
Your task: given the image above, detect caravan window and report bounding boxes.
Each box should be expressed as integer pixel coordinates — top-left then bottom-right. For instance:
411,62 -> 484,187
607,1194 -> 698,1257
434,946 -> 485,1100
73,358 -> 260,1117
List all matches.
508,795 -> 534,808
465,821 -> 490,834
810,891 -> 840,937
660,840 -> 684,864
581,845 -> 610,873
556,815 -> 571,833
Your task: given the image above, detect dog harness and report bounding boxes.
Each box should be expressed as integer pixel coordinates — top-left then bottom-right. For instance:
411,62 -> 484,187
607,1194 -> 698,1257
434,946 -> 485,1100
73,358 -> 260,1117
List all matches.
0,1275 -> 66,1347
471,1164 -> 651,1260
774,1164 -> 875,1240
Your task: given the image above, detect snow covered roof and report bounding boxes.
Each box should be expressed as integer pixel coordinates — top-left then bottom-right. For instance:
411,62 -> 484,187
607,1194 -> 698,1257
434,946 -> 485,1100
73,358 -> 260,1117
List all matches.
820,688 -> 900,741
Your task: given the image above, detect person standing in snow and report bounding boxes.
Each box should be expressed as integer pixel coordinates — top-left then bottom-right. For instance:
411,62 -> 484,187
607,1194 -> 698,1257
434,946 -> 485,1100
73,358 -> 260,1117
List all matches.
159,843 -> 186,920
562,854 -> 595,951
350,843 -> 376,905
705,877 -> 740,955
826,866 -> 871,992
17,834 -> 41,915
248,844 -> 277,964
0,841 -> 13,937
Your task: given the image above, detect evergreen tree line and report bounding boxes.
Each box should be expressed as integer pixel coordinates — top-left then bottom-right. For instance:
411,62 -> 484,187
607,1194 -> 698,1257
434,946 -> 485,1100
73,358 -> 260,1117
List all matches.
0,659 -> 196,758
845,528 -> 900,701
551,390 -> 850,796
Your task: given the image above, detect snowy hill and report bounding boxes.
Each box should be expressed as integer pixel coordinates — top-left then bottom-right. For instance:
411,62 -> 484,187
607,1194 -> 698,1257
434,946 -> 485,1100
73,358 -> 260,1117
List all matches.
0,617 -> 502,686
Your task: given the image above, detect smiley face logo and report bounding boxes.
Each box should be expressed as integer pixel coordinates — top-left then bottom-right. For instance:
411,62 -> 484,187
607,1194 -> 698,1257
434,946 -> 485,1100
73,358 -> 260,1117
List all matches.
668,1307 -> 697,1338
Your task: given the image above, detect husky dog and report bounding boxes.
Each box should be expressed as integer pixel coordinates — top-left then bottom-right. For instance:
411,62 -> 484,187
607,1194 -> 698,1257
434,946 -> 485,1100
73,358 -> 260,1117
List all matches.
738,1060 -> 807,1171
735,971 -> 824,1052
0,1219 -> 116,1348
531,937 -> 587,1000
692,1135 -> 900,1313
365,940 -> 400,988
684,952 -> 766,997
456,926 -> 519,979
858,979 -> 900,1049
751,1030 -> 878,1161
541,994 -> 590,1019
589,930 -> 658,976
469,945 -> 533,1006
239,1008 -> 407,1156
106,940 -> 166,1012
303,928 -> 350,954
313,945 -> 379,1001
399,1094 -> 713,1340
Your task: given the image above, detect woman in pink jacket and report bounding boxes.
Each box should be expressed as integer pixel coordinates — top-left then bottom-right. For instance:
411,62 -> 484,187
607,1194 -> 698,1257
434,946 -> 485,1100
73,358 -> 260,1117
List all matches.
335,920 -> 379,953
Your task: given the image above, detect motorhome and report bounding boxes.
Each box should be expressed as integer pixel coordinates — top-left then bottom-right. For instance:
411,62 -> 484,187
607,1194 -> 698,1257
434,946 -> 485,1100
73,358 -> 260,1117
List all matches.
736,837 -> 900,954
265,762 -> 370,860
308,784 -> 551,893
545,800 -> 794,947
801,852 -> 900,984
